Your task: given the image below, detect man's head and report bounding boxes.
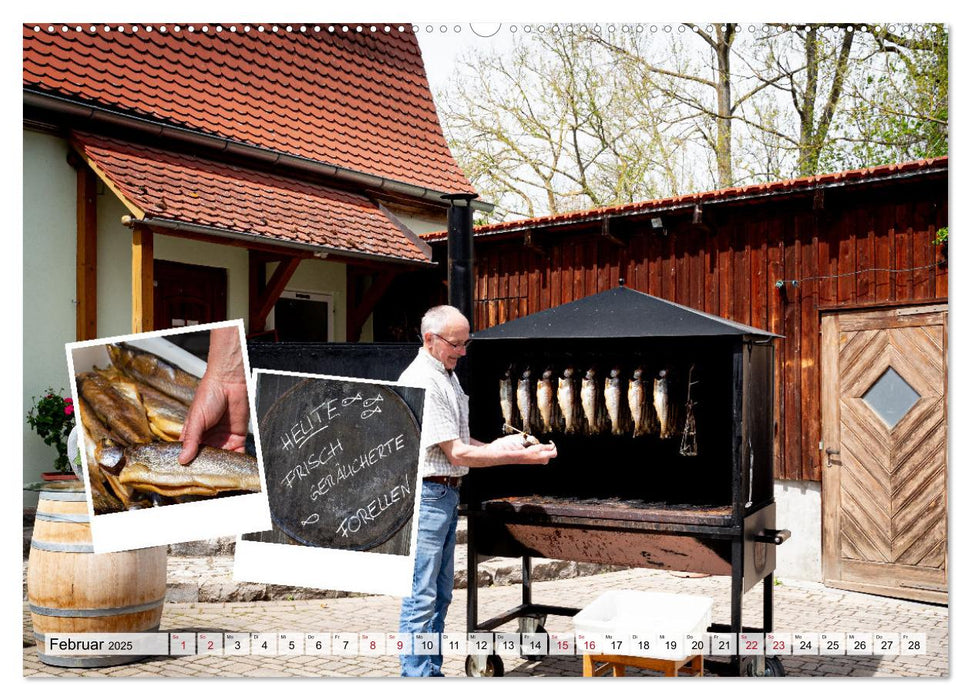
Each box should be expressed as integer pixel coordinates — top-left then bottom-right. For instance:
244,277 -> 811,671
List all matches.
421,305 -> 470,371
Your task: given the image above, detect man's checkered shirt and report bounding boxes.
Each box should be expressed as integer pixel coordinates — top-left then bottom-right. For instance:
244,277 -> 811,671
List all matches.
398,348 -> 470,478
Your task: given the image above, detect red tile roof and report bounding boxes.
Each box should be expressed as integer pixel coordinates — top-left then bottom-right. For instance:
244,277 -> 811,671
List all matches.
24,23 -> 473,195
72,132 -> 432,264
421,157 -> 949,241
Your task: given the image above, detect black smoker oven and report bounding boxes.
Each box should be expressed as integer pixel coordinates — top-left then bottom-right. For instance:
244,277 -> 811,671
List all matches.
462,285 -> 790,676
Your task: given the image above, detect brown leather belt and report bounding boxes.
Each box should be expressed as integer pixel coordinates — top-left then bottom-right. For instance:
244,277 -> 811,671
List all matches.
424,475 -> 462,489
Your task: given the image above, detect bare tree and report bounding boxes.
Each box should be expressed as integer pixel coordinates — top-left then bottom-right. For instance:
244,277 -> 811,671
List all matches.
439,28 -> 682,221
435,23 -> 947,222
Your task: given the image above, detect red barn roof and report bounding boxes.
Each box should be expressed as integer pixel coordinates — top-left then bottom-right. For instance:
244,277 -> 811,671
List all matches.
421,157 -> 949,241
23,23 -> 472,195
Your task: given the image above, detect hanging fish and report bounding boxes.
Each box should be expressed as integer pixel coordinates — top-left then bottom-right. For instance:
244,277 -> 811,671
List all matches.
499,365 -> 518,434
557,367 -> 580,434
655,368 -> 674,439
604,366 -> 626,436
580,367 -> 604,435
536,367 -> 558,434
517,367 -> 535,434
628,367 -> 648,437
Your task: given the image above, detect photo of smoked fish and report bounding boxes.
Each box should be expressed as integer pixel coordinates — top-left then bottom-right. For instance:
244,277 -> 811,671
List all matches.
536,367 -> 559,434
73,335 -> 260,515
557,367 -> 580,434
108,343 -> 199,405
100,442 -> 260,498
499,365 -> 518,434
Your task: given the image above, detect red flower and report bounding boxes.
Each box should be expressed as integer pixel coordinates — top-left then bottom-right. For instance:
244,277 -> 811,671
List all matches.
64,397 -> 73,404
64,405 -> 74,416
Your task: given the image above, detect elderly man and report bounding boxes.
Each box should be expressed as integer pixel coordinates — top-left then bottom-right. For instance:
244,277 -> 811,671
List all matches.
398,305 -> 557,677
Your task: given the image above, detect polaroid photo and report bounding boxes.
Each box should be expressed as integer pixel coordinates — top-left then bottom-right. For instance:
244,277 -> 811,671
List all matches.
65,319 -> 271,553
233,369 -> 425,597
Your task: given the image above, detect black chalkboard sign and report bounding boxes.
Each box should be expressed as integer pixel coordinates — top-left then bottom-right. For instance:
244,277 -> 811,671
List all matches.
255,373 -> 424,553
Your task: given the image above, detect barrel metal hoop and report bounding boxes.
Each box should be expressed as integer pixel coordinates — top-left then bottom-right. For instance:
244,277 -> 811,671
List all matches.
30,540 -> 94,553
34,512 -> 90,524
29,597 -> 166,618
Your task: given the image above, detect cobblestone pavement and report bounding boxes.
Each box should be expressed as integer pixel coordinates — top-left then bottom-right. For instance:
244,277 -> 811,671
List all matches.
23,567 -> 947,680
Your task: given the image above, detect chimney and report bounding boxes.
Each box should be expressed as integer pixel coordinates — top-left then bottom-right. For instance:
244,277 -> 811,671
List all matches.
442,194 -> 477,330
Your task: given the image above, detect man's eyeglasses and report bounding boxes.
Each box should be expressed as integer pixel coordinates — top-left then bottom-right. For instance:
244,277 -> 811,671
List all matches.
432,333 -> 472,350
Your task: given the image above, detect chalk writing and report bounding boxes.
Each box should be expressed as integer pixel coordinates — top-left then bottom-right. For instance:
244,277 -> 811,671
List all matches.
280,399 -> 340,451
305,434 -> 406,497
259,376 -> 423,552
335,474 -> 412,538
280,439 -> 343,489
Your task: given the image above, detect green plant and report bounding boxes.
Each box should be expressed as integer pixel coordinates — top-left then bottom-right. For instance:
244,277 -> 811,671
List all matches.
26,388 -> 75,473
935,226 -> 949,245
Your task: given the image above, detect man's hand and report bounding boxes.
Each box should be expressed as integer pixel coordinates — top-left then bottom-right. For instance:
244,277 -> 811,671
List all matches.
520,441 -> 557,465
178,327 -> 249,464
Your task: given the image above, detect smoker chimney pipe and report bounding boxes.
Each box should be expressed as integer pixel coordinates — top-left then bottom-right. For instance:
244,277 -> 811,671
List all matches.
443,194 -> 477,331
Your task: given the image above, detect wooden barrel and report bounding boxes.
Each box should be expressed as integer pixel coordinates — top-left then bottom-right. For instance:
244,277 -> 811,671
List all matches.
26,483 -> 167,667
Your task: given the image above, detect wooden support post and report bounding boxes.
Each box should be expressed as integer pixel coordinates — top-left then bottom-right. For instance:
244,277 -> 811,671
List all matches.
131,225 -> 154,333
76,167 -> 98,340
250,255 -> 303,334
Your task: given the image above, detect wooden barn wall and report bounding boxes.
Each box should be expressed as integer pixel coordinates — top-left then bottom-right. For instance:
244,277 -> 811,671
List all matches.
464,178 -> 948,482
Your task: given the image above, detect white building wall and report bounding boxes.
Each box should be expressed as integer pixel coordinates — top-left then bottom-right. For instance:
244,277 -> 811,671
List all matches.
23,131 -> 78,493
773,479 -> 822,583
393,210 -> 446,237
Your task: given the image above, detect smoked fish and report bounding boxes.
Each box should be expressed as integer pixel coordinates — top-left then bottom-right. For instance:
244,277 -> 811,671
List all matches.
557,367 -> 579,434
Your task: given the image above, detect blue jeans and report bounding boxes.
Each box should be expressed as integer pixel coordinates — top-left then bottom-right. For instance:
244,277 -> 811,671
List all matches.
399,480 -> 460,677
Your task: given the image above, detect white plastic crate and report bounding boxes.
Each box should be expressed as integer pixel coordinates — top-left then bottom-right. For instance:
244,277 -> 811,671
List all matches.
573,590 -> 713,660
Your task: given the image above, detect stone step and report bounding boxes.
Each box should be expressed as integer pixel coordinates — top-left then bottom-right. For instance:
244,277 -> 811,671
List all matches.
24,515 -> 468,558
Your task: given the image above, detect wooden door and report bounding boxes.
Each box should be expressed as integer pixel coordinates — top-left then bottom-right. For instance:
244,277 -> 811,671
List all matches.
154,260 -> 227,329
821,305 -> 947,603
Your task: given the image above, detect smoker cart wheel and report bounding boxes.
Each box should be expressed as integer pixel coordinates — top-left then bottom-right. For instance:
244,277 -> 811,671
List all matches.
742,656 -> 786,677
465,654 -> 504,677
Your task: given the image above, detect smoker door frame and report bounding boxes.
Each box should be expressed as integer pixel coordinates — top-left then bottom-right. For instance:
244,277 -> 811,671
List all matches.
734,338 -> 777,523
